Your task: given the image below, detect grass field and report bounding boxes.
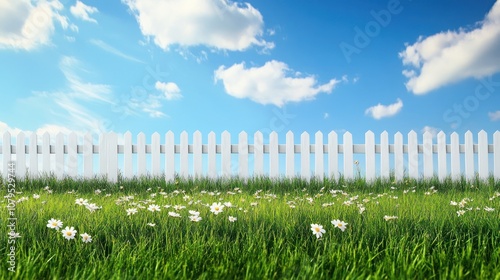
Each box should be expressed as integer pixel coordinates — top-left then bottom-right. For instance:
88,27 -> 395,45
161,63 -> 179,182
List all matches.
1,175 -> 500,279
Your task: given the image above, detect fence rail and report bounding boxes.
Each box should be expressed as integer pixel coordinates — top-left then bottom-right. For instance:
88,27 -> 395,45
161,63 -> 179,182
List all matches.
1,130 -> 499,182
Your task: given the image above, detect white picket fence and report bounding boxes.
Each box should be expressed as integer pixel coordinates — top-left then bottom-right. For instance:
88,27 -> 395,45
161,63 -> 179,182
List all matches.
1,130 -> 499,182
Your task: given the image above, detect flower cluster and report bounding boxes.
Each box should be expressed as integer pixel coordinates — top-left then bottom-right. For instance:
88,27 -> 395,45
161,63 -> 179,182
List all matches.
47,218 -> 92,243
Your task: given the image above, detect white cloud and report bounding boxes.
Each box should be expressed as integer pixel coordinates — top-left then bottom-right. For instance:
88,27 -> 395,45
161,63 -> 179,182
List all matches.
90,39 -> 144,63
155,81 -> 182,100
214,60 -> 341,107
0,121 -> 23,136
421,126 -> 440,138
365,98 -> 403,120
400,0 -> 500,94
70,1 -> 98,23
122,0 -> 273,51
489,110 -> 500,121
0,0 -> 67,50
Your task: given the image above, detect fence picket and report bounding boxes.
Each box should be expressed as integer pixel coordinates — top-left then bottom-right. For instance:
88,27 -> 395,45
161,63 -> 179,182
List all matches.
270,132 -> 279,178
343,132 -> 353,179
254,132 -> 263,176
16,132 -> 26,178
423,131 -> 433,179
286,131 -> 294,178
478,130 -> 488,180
165,131 -> 175,181
68,132 -> 78,177
328,131 -> 338,180
464,131 -> 474,179
437,131 -> 447,181
315,131 -> 324,181
55,133 -> 64,179
238,131 -> 248,178
221,131 -> 231,177
408,131 -> 418,179
180,131 -> 188,178
207,132 -> 216,178
123,132 -> 133,178
151,132 -> 161,177
365,131 -> 375,181
394,132 -> 403,180
301,132 -> 310,180
83,133 -> 93,179
193,131 -> 203,178
450,132 -> 460,179
137,133 -> 146,176
42,132 -> 50,175
3,132 -> 11,177
380,131 -> 389,179
107,132 -> 118,182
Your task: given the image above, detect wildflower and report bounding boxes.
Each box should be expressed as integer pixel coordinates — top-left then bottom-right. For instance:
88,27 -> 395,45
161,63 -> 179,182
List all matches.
33,194 -> 40,199
147,223 -> 156,227
311,224 -> 326,239
224,202 -> 233,208
250,202 -> 258,207
80,233 -> 92,243
383,215 -> 398,221
168,211 -> 181,218
358,206 -> 366,214
173,205 -> 185,211
148,204 -> 161,212
47,218 -> 63,230
331,220 -> 348,232
210,202 -> 224,215
85,203 -> 101,212
484,207 -> 495,212
61,226 -> 77,240
8,232 -> 21,238
457,210 -> 466,216
189,215 -> 202,222
228,216 -> 237,222
94,189 -> 101,195
126,208 -> 138,216
450,201 -> 458,206
188,210 -> 200,216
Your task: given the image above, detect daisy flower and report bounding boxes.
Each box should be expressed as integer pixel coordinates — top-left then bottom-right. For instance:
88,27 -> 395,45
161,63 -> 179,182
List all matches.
61,226 -> 77,240
147,223 -> 156,227
47,218 -> 63,230
126,208 -> 138,216
210,202 -> 224,215
75,198 -> 88,206
188,210 -> 200,216
33,194 -> 40,199
228,216 -> 237,222
331,219 -> 348,232
189,215 -> 202,222
168,211 -> 181,218
383,215 -> 398,221
148,204 -> 161,212
311,224 -> 326,239
80,233 -> 92,243
85,203 -> 101,212
457,210 -> 466,216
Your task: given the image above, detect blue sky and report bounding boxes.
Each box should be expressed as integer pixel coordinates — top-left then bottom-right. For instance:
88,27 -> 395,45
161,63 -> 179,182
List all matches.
1,0 -> 499,147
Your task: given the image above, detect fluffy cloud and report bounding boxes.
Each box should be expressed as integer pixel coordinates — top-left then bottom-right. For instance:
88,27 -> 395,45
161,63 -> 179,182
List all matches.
489,110 -> 500,121
399,0 -> 500,94
214,60 -> 341,107
70,1 -> 98,23
155,81 -> 182,100
122,0 -> 273,51
365,98 -> 403,120
0,0 -> 68,50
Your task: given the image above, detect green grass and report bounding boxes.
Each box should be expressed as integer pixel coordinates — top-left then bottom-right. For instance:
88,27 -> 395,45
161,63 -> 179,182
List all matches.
1,175 -> 499,279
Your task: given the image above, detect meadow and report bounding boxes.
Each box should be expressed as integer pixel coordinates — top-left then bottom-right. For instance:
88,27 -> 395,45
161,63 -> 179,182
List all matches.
1,175 -> 499,279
